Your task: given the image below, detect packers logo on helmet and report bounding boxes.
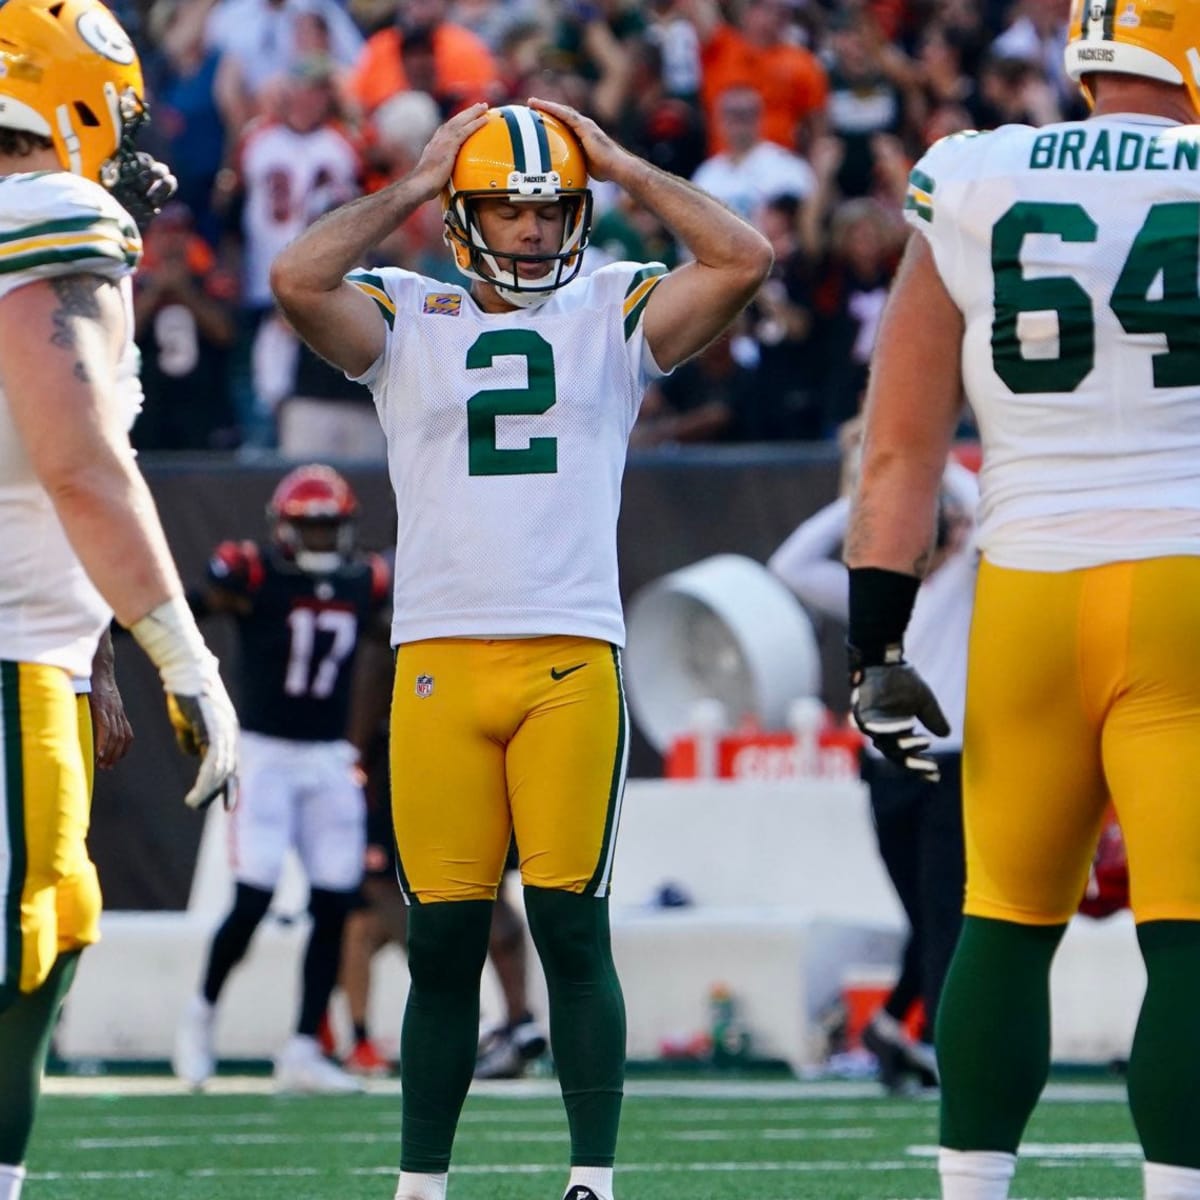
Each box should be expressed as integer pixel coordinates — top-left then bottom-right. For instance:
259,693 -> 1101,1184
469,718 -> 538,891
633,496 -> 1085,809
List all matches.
0,0 -> 147,186
1065,0 -> 1200,112
442,105 -> 593,309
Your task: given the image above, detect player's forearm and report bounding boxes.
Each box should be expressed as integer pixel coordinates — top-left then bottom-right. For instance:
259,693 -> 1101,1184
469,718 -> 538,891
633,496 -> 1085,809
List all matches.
610,156 -> 770,274
44,451 -> 184,626
272,174 -> 435,295
844,452 -> 942,578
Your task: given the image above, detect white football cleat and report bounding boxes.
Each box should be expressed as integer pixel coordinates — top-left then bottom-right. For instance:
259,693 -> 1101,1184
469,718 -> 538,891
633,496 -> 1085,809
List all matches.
173,995 -> 216,1089
274,1034 -> 364,1094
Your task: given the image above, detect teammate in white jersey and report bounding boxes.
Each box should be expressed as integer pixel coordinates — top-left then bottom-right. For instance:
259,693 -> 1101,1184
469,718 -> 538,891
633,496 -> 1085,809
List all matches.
272,101 -> 772,1200
843,1 -> 1200,1197
0,4 -> 238,1197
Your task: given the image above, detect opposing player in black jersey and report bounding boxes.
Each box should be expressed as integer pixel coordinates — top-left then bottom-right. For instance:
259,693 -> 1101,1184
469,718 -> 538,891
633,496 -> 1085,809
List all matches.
173,464 -> 389,1093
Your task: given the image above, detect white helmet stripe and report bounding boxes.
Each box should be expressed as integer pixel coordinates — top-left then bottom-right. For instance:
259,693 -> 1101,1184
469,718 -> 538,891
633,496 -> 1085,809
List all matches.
55,103 -> 83,175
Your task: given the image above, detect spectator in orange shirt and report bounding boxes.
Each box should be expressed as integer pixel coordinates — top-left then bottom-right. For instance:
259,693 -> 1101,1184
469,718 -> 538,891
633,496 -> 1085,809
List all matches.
683,0 -> 827,154
348,0 -> 499,117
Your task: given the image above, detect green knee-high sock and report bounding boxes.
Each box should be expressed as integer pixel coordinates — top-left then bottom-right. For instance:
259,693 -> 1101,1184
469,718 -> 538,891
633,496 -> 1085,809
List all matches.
0,950 -> 81,1164
936,916 -> 1065,1151
400,901 -> 493,1173
524,887 -> 625,1167
1129,920 -> 1200,1168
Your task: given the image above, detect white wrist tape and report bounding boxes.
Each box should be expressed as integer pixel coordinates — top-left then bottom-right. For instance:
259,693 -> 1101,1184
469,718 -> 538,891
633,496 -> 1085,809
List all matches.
129,595 -> 216,695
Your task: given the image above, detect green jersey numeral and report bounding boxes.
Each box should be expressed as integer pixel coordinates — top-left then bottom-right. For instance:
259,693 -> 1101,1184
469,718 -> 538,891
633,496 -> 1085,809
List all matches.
465,329 -> 557,476
1110,202 -> 1200,389
991,200 -> 1200,393
992,201 -> 1097,394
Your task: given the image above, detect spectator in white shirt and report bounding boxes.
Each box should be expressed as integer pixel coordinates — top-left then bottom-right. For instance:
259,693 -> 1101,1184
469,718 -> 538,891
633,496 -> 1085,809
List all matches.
691,85 -> 814,223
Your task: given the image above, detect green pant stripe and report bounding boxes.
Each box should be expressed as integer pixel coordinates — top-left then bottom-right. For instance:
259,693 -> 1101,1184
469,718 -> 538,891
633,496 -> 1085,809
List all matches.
1,662 -> 26,1002
393,848 -> 418,906
585,646 -> 627,898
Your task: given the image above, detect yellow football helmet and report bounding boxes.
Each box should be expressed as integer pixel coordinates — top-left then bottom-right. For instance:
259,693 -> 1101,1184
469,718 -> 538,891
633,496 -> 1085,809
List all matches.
1064,0 -> 1200,112
0,0 -> 146,182
442,105 -> 592,308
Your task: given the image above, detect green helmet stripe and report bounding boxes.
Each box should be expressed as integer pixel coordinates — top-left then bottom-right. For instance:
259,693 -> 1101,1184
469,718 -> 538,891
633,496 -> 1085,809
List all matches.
531,110 -> 552,174
499,106 -> 526,173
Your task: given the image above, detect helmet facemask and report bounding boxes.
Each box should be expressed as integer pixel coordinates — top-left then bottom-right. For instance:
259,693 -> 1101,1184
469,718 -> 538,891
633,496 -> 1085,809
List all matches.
97,88 -> 176,229
275,517 -> 356,574
444,182 -> 593,309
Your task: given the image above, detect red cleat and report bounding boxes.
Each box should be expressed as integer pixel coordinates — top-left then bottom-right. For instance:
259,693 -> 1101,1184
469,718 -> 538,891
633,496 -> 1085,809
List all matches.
316,1011 -> 338,1059
345,1038 -> 391,1077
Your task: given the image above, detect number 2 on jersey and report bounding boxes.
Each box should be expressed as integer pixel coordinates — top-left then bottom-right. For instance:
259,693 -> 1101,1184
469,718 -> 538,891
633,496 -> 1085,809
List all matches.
466,329 -> 557,476
992,200 -> 1200,392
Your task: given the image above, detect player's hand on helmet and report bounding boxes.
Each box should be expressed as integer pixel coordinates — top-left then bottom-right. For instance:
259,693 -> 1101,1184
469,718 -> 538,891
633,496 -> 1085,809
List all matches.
129,596 -> 240,811
849,644 -> 950,782
410,102 -> 490,200
527,97 -> 630,182
166,674 -> 239,811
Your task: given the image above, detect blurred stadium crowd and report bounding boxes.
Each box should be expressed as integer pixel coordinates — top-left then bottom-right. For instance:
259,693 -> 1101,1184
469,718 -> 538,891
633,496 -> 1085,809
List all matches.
125,0 -> 1077,455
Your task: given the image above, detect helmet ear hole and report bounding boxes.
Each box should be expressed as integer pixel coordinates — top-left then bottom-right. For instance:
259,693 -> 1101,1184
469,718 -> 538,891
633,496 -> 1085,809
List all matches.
73,101 -> 100,127
48,2 -> 63,15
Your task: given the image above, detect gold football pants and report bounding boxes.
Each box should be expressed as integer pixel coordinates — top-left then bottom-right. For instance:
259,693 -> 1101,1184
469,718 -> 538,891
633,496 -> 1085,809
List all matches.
390,636 -> 628,903
0,662 -> 101,1007
964,557 -> 1200,925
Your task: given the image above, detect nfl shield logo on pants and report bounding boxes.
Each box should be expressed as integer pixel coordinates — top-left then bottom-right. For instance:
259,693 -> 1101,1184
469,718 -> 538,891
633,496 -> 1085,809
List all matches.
415,674 -> 434,698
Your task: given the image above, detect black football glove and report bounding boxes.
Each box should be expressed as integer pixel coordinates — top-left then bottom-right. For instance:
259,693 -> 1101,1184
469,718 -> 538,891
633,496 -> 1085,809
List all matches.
108,151 -> 178,230
849,645 -> 950,782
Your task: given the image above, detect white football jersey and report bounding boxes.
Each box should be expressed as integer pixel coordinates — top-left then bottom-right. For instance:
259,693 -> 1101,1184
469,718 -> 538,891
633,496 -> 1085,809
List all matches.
906,117 -> 1200,570
348,261 -> 668,646
0,171 -> 144,676
239,122 -> 360,307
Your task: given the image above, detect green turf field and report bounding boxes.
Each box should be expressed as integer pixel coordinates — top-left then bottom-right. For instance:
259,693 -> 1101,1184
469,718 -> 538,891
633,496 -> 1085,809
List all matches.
28,1077 -> 1140,1200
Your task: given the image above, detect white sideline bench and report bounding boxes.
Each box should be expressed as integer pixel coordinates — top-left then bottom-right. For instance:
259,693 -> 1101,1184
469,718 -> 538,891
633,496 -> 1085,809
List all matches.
56,780 -> 1143,1070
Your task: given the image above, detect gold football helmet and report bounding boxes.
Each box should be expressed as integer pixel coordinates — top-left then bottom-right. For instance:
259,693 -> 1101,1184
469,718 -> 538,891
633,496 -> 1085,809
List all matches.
1064,0 -> 1200,112
0,0 -> 153,184
442,105 -> 592,308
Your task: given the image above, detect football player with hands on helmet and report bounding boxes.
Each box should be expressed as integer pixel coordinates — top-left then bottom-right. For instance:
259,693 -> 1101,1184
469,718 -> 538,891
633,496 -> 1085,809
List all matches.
272,99 -> 772,1200
173,465 -> 389,1096
0,2 -> 231,1198
845,2 -> 1200,1197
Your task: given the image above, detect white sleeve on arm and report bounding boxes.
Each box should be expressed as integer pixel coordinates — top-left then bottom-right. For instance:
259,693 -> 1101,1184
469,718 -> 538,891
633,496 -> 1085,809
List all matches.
766,496 -> 851,622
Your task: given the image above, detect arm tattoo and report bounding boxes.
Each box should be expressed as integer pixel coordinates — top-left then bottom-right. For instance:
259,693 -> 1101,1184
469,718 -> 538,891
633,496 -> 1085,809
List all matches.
48,275 -> 104,383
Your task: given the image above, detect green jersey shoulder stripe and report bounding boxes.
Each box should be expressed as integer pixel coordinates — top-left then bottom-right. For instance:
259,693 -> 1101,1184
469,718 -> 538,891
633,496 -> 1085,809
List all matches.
0,242 -> 138,275
0,213 -> 137,248
623,263 -> 666,298
346,271 -> 396,329
622,266 -> 667,341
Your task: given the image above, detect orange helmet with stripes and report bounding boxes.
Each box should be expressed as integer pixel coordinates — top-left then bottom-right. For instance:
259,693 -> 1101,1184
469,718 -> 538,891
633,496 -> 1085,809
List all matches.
1064,0 -> 1200,113
0,0 -> 148,184
442,105 -> 592,309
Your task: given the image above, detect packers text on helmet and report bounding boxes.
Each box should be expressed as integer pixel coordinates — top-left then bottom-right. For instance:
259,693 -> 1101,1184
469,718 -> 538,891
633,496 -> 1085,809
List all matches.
1065,0 -> 1200,112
